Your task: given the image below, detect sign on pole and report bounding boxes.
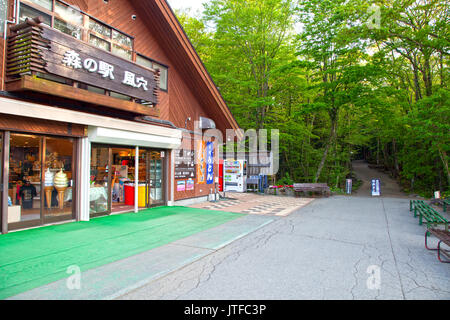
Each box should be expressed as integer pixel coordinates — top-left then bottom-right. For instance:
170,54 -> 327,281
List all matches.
371,179 -> 380,196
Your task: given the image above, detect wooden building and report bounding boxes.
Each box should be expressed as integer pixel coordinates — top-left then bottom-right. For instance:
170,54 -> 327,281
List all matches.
0,0 -> 240,233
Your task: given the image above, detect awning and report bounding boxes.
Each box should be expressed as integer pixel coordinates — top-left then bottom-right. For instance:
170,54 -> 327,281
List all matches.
88,126 -> 181,149
0,96 -> 182,149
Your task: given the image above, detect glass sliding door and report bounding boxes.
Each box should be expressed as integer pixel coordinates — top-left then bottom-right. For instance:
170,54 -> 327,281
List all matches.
43,136 -> 75,223
8,133 -> 42,229
145,150 -> 165,207
90,145 -> 111,217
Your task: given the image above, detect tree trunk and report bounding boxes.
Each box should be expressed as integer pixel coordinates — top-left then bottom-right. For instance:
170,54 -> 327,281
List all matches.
314,112 -> 337,183
437,146 -> 450,186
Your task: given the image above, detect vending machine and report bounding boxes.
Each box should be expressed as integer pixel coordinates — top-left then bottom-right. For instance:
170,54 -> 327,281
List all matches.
223,160 -> 247,192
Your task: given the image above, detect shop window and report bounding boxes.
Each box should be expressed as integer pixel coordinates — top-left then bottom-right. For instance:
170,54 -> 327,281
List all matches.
54,1 -> 83,26
0,0 -> 7,36
25,0 -> 52,11
44,137 -> 74,219
90,146 -> 109,215
36,72 -> 70,85
136,55 -> 153,69
89,34 -> 111,52
8,133 -> 41,225
112,29 -> 132,48
110,91 -> 132,101
136,54 -> 168,92
89,19 -> 111,38
54,18 -> 82,39
153,63 -> 168,91
112,43 -> 132,60
88,18 -> 133,61
19,3 -> 51,25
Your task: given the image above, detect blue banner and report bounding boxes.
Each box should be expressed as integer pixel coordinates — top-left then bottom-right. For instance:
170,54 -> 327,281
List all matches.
206,142 -> 214,184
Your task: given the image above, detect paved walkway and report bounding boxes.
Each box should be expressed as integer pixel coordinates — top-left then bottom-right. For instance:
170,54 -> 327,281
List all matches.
352,160 -> 406,198
189,193 -> 314,216
119,196 -> 450,300
8,214 -> 274,299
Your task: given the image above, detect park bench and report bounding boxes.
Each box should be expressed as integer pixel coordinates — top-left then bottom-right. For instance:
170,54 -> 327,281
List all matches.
425,227 -> 450,263
409,200 -> 448,230
293,183 -> 330,197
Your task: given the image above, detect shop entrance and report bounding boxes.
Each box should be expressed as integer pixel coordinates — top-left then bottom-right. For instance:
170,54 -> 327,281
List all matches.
89,145 -> 166,217
5,133 -> 76,231
142,149 -> 165,207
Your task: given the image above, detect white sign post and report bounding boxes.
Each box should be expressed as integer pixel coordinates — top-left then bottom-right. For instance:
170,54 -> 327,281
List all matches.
371,179 -> 380,196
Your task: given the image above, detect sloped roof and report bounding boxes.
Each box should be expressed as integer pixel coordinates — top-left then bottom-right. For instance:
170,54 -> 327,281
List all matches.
132,0 -> 241,134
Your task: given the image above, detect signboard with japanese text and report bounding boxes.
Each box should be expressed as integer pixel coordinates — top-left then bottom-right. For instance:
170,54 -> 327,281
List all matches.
174,149 -> 195,179
206,141 -> 214,185
10,24 -> 159,104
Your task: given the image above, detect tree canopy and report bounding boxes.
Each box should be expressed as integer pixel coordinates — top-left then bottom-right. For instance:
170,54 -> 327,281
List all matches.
175,0 -> 449,197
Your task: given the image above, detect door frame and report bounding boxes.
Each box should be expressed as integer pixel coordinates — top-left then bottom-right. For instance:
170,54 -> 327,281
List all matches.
89,143 -> 112,218
6,132 -> 78,232
145,148 -> 167,207
1,131 -> 8,234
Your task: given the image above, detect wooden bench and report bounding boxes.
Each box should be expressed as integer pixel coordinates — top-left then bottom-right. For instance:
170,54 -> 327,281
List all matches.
293,183 -> 330,197
409,200 -> 448,230
425,227 -> 450,263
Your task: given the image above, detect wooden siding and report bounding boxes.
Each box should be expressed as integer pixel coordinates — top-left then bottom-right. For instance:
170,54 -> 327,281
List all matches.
4,0 -> 238,134
0,113 -> 87,137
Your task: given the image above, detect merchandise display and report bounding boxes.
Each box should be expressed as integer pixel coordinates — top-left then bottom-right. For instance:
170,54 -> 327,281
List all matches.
54,169 -> 68,209
44,168 -> 54,209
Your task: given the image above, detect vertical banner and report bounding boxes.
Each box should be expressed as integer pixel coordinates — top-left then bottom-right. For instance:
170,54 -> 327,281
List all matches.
206,141 -> 214,185
196,140 -> 206,184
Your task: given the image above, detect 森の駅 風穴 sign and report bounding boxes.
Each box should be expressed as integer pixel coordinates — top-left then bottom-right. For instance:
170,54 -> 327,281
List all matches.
7,22 -> 160,104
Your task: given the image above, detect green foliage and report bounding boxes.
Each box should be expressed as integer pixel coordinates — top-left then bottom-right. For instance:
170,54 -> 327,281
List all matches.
276,172 -> 294,186
176,0 -> 449,194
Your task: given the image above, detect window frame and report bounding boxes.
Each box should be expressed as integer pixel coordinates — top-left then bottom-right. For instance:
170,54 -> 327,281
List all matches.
17,0 -> 167,103
19,0 -> 135,61
136,53 -> 169,92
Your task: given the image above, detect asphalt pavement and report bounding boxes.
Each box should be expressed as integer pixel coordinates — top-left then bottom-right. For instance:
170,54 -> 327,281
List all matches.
118,195 -> 450,300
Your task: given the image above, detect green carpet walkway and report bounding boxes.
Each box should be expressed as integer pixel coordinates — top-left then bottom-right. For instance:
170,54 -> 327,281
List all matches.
0,206 -> 242,299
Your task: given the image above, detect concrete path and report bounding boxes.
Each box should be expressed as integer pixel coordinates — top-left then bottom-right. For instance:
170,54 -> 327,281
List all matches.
189,193 -> 314,216
118,196 -> 450,300
8,214 -> 274,300
352,160 -> 406,198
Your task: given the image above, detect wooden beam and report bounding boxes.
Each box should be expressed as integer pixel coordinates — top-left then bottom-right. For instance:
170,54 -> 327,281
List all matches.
5,76 -> 160,117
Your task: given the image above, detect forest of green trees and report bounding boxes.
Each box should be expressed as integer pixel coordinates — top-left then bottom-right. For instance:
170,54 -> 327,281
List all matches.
175,0 -> 449,197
